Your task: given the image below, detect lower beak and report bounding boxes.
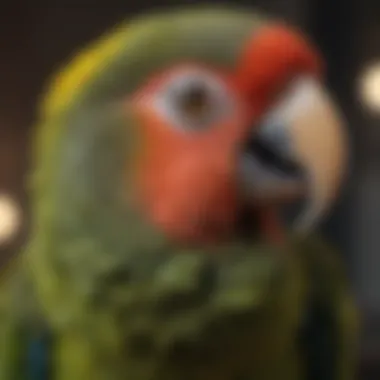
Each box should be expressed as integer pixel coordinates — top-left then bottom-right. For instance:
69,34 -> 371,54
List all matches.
239,76 -> 348,231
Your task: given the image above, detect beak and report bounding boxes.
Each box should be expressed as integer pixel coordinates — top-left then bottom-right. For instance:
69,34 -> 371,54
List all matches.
239,76 -> 348,231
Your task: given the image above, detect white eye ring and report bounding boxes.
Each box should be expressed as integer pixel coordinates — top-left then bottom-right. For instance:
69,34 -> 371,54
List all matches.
152,69 -> 234,131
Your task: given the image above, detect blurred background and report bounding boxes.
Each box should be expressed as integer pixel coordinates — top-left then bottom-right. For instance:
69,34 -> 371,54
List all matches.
0,0 -> 378,377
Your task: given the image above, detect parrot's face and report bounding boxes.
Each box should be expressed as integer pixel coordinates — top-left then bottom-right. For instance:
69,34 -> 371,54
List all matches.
128,26 -> 347,246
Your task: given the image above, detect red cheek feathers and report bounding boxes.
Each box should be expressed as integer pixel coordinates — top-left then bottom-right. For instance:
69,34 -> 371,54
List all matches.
130,25 -> 323,244
131,101 -> 249,245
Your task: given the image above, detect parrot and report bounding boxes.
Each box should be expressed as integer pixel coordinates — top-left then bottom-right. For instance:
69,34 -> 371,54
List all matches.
0,5 -> 359,380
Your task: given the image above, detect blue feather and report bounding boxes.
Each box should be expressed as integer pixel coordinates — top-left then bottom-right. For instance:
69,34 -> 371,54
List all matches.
27,334 -> 50,380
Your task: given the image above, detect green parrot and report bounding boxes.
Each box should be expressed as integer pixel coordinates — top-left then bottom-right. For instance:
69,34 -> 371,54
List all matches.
0,6 -> 358,380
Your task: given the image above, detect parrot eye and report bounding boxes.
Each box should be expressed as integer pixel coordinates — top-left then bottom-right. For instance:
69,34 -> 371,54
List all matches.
177,83 -> 211,121
153,70 -> 233,131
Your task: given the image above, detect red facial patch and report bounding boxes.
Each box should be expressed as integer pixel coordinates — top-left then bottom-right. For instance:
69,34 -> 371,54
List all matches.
129,25 -> 322,245
235,24 -> 322,114
132,69 -> 249,244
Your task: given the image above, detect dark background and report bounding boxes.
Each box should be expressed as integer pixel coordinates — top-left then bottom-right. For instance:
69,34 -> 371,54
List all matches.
0,0 -> 378,377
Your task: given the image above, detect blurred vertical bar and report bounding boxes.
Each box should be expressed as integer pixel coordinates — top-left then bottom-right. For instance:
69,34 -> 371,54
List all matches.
0,1 -> 41,263
308,0 -> 358,265
309,0 -> 380,375
352,2 -> 380,313
349,1 -> 380,375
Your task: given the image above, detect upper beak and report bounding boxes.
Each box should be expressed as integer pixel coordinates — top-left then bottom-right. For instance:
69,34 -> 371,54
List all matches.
240,76 -> 348,231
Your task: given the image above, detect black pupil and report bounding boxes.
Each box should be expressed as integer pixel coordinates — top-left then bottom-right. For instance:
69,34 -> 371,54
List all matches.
179,83 -> 210,119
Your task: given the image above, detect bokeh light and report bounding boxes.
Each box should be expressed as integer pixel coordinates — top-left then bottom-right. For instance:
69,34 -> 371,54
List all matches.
0,194 -> 21,245
359,62 -> 380,113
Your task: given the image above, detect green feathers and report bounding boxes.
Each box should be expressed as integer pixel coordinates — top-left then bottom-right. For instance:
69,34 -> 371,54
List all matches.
27,6 -> 264,333
0,6 -> 358,380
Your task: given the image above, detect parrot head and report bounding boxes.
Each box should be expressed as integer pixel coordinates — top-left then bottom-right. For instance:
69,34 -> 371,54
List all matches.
29,6 -> 350,262
34,7 -> 348,251
121,10 -> 347,247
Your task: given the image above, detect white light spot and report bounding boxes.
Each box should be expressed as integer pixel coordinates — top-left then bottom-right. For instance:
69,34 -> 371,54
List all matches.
0,194 -> 21,245
359,62 -> 380,113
